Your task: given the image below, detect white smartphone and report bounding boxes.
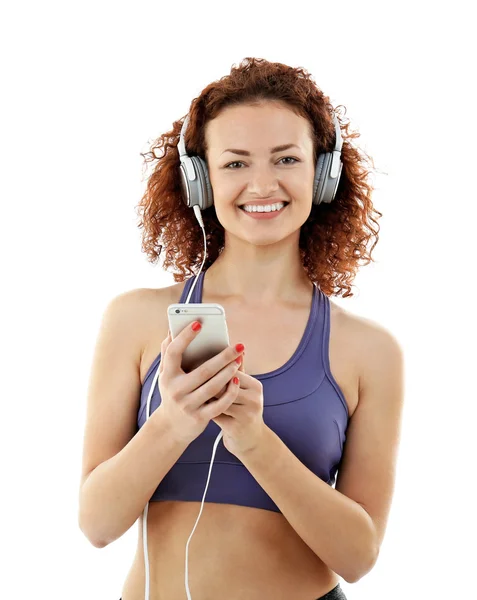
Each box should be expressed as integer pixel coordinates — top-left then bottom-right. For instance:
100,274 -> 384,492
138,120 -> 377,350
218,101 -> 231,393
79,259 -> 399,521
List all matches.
167,303 -> 230,373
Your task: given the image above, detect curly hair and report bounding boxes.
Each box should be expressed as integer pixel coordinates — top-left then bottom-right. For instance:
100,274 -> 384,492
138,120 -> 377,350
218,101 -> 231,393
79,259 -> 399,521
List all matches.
136,57 -> 382,298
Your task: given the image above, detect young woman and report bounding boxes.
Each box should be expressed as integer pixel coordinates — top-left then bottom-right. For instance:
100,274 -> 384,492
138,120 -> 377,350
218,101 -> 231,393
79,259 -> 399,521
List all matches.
78,57 -> 404,600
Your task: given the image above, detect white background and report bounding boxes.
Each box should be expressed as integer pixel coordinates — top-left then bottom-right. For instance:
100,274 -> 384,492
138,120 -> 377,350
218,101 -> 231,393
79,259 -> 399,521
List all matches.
1,1 -> 475,599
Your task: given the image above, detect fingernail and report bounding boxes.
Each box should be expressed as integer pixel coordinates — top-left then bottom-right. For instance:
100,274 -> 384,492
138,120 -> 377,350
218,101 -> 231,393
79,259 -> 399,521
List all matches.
235,343 -> 245,353
192,321 -> 202,332
233,376 -> 239,385
235,356 -> 242,364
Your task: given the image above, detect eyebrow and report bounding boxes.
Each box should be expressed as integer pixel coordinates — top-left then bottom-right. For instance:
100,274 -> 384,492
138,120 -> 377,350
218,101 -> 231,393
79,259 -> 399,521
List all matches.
220,143 -> 300,156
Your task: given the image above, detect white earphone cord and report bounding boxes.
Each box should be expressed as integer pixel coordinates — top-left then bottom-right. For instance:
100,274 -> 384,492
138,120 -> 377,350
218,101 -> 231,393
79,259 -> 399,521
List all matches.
142,205 -> 223,600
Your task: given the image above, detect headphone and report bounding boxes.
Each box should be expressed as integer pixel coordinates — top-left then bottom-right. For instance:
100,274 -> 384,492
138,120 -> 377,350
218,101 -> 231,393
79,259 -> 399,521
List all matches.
177,109 -> 344,211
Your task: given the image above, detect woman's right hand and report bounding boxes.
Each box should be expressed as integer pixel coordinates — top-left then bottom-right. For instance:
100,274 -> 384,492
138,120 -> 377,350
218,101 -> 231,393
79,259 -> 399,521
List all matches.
154,321 -> 244,445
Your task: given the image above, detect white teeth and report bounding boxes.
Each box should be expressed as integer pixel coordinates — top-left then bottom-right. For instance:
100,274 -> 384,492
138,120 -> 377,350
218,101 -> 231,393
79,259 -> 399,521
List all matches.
242,202 -> 286,213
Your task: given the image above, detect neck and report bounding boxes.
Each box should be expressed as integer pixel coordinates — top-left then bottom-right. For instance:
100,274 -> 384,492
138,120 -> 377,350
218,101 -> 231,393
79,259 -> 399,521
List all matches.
204,249 -> 312,308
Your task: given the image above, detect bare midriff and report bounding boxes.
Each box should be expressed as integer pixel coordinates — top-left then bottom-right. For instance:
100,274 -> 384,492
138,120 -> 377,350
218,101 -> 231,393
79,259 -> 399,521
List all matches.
121,500 -> 341,600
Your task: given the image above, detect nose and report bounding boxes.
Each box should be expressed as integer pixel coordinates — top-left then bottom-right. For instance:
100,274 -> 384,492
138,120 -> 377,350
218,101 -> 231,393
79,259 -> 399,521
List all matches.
246,164 -> 280,197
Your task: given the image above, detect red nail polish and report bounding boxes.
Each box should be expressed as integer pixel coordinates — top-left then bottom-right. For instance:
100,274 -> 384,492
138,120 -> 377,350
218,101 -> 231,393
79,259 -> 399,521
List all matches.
235,343 -> 245,353
233,376 -> 239,385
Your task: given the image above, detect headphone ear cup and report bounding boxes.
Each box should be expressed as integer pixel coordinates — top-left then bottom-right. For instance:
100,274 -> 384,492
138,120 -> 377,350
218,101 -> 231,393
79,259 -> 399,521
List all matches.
179,156 -> 214,211
326,157 -> 343,203
194,156 -> 214,210
312,152 -> 343,205
312,154 -> 326,205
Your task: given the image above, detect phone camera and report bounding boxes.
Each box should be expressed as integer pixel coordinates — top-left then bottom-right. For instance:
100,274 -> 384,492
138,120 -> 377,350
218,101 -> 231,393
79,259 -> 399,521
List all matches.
175,309 -> 180,314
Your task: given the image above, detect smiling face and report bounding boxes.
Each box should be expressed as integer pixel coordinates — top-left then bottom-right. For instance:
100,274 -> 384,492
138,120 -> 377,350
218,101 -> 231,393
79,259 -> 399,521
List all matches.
204,101 -> 316,247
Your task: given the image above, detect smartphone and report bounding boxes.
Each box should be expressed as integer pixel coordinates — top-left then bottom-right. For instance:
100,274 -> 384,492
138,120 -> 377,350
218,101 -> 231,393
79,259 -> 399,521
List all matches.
167,303 -> 230,373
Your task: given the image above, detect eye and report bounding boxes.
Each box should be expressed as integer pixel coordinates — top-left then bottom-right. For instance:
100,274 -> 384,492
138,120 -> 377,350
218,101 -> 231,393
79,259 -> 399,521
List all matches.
224,156 -> 300,169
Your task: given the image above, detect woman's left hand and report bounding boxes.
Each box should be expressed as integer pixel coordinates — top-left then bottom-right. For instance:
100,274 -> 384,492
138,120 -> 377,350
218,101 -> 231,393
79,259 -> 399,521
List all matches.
212,354 -> 266,457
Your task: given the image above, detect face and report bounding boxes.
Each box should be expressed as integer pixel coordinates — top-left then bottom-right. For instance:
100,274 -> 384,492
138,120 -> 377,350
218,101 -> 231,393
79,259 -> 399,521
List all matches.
204,102 -> 316,247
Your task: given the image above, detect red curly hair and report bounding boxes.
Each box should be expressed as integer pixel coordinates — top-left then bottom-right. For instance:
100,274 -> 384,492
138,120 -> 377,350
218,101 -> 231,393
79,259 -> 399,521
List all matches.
136,57 -> 382,298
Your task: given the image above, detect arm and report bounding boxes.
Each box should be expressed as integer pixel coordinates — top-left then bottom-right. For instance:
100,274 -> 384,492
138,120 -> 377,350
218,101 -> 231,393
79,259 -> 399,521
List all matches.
237,426 -> 375,584
78,289 -> 188,548
237,326 -> 405,584
79,409 -> 188,548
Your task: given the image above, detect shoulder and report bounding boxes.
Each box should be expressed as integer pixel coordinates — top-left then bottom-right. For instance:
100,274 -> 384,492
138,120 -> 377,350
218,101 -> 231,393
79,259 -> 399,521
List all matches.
102,287 -> 163,329
108,281 -> 188,353
329,299 -> 404,389
108,281 -> 187,318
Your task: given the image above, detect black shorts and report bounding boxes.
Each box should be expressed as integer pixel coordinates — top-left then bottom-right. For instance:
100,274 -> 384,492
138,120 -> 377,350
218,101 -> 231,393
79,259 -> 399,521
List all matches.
317,583 -> 347,599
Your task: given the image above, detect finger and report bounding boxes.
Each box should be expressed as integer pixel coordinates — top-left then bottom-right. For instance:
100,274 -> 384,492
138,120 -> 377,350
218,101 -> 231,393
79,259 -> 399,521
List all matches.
237,352 -> 245,373
202,376 -> 239,420
163,320 -> 202,376
215,383 -> 228,398
231,365 -> 253,391
182,342 -> 243,400
158,330 -> 172,375
215,353 -> 243,396
217,355 -> 244,397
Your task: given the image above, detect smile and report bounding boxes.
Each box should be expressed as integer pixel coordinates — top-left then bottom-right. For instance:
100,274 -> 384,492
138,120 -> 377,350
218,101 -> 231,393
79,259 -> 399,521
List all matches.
238,203 -> 288,220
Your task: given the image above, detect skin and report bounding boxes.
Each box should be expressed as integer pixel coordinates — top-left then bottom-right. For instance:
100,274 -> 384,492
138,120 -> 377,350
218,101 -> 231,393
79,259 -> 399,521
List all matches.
203,100 -> 317,306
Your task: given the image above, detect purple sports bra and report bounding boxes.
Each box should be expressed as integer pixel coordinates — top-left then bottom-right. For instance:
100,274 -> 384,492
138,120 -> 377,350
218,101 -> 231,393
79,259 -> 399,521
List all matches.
137,270 -> 349,513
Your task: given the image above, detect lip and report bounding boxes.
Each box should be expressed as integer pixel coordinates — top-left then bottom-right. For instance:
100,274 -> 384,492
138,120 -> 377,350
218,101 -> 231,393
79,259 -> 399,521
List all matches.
239,198 -> 289,208
238,203 -> 288,220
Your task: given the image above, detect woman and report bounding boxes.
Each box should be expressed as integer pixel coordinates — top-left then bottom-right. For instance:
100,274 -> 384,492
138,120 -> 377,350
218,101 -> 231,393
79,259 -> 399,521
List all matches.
78,57 -> 405,599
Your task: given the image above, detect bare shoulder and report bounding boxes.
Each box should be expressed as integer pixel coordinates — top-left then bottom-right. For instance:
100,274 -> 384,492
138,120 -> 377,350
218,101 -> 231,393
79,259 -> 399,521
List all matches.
335,300 -> 402,345
329,299 -> 404,389
126,281 -> 188,366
